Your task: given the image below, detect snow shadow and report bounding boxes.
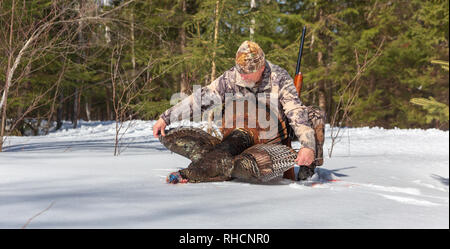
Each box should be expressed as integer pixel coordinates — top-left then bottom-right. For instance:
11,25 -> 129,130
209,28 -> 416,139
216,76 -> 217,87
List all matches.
231,166 -> 355,186
2,138 -> 162,153
0,176 -> 299,228
315,167 -> 354,178
431,174 -> 449,186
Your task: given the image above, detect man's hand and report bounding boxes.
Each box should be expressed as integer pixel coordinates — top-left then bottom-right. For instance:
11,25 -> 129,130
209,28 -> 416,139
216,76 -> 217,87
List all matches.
294,147 -> 315,167
153,118 -> 167,138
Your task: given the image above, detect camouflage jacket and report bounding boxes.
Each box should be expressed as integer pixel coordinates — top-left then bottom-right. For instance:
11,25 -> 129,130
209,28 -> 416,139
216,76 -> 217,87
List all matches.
160,60 -> 316,152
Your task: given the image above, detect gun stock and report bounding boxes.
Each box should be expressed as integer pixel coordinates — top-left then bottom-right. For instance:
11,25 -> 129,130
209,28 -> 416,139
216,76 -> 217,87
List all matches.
294,73 -> 303,96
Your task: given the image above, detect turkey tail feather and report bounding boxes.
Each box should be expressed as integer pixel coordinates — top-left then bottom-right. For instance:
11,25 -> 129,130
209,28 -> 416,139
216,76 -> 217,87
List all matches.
232,144 -> 296,183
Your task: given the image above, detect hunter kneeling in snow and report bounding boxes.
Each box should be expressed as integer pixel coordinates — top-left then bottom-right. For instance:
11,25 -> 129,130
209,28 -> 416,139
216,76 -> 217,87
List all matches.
152,41 -> 325,184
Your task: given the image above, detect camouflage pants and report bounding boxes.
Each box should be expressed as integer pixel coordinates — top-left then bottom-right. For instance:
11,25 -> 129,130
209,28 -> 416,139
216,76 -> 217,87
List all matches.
286,106 -> 325,166
306,106 -> 326,166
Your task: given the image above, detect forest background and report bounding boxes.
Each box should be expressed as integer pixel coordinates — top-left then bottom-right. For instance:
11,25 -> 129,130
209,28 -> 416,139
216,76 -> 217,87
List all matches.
0,0 -> 448,152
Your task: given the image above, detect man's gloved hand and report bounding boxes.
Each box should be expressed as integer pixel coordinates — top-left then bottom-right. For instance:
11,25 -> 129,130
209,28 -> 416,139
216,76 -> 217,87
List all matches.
166,172 -> 188,184
294,147 -> 315,167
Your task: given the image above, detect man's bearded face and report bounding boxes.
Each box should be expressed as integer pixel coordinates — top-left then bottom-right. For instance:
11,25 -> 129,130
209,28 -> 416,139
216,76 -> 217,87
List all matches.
240,64 -> 265,87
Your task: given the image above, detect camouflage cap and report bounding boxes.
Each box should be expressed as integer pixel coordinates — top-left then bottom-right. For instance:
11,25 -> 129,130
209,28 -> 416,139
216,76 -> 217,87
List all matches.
235,41 -> 265,74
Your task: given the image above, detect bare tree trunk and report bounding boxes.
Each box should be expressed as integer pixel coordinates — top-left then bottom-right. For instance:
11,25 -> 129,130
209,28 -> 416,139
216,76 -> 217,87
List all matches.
85,99 -> 91,121
73,0 -> 84,128
56,90 -> 64,130
250,0 -> 255,41
106,86 -> 112,120
16,88 -> 24,135
179,0 -> 189,94
207,0 -> 224,135
327,82 -> 333,122
45,60 -> 66,134
318,82 -> 326,111
311,88 -> 317,106
130,8 -> 136,77
0,0 -> 15,152
65,99 -> 71,121
104,1 -> 112,121
72,87 -> 79,127
77,89 -> 82,120
210,0 -> 220,82
317,9 -> 326,112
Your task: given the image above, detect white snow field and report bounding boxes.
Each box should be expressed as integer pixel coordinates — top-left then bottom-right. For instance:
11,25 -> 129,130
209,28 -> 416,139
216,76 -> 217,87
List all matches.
0,120 -> 448,228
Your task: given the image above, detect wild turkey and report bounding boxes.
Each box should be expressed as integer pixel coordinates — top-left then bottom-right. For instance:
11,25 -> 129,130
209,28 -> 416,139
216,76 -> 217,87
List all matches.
159,127 -> 297,183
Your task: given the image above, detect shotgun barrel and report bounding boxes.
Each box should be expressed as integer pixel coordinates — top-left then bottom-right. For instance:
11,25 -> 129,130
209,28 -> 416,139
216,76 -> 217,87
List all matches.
296,26 -> 307,75
293,26 -> 307,96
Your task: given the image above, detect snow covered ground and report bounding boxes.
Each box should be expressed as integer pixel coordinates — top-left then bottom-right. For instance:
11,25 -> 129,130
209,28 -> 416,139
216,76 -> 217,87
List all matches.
0,120 -> 448,228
